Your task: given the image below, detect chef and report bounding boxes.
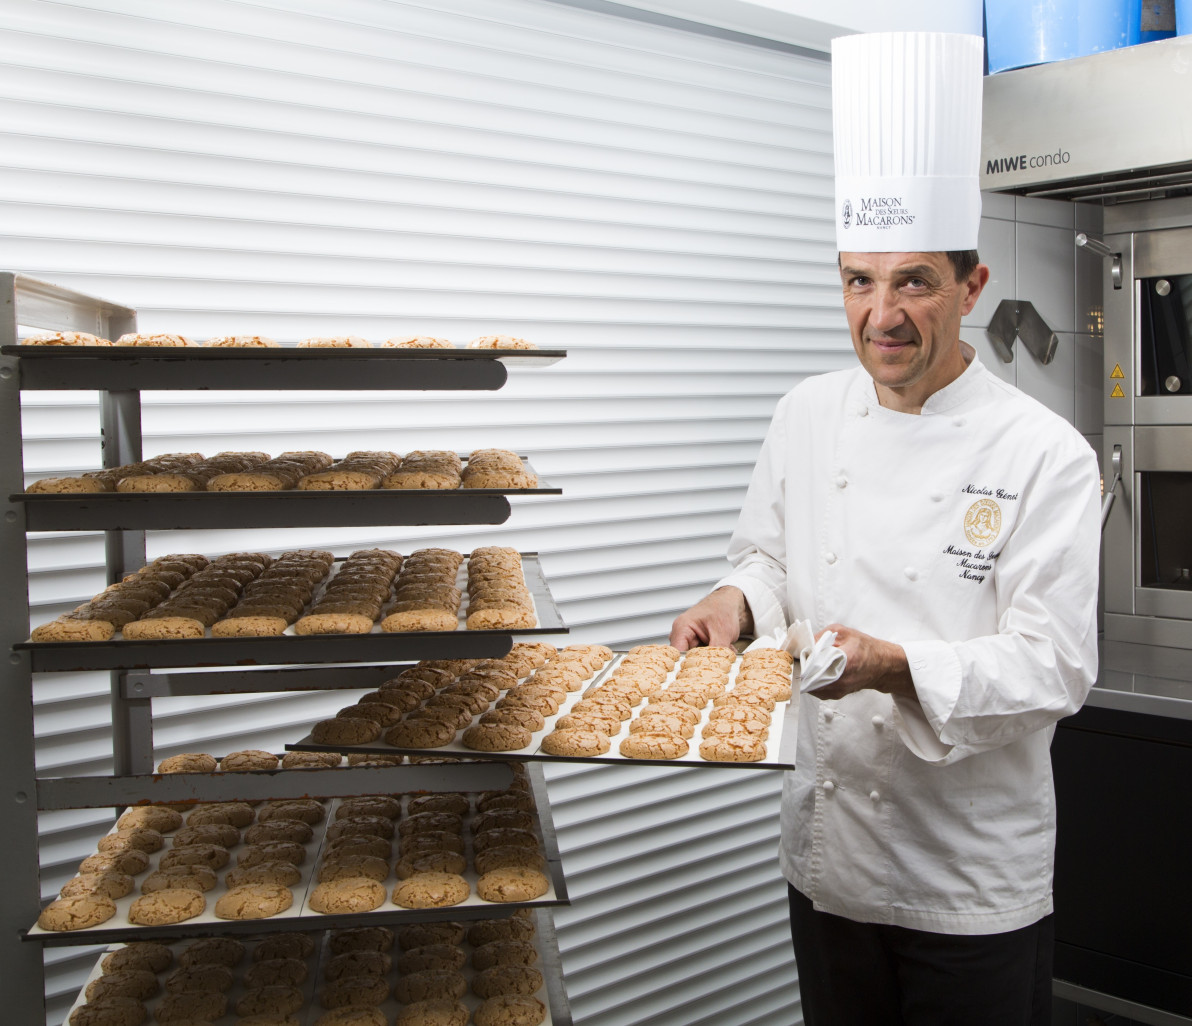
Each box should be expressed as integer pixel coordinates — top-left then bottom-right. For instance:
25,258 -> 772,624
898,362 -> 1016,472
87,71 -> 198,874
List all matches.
671,31 -> 1100,1026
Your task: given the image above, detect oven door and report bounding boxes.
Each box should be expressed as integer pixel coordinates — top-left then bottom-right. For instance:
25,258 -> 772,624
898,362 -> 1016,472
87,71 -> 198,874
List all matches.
1105,426 -> 1192,646
1134,226 -> 1192,424
1128,427 -> 1192,621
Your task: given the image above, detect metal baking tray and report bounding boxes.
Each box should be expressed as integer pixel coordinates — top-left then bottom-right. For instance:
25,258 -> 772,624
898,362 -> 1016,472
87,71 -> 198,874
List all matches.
29,766 -> 567,947
289,652 -> 798,771
60,907 -> 571,1026
18,554 -> 566,672
3,344 -> 566,392
61,934 -> 322,1026
28,817 -> 328,943
14,460 -> 559,531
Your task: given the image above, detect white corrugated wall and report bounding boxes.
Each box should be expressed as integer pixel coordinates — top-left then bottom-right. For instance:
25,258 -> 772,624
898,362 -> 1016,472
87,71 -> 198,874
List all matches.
0,1 -> 847,1022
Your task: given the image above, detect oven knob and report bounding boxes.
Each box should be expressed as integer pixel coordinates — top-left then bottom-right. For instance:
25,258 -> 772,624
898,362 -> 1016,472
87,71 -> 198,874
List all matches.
1165,375 -> 1182,393
1155,279 -> 1172,297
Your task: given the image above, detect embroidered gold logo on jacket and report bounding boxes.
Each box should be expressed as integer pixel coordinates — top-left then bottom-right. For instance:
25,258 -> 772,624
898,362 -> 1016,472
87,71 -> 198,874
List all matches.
964,499 -> 1002,546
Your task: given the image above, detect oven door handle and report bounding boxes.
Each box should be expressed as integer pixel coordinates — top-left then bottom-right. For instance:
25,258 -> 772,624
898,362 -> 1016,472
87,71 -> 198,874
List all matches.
1101,445 -> 1122,533
1075,232 -> 1123,290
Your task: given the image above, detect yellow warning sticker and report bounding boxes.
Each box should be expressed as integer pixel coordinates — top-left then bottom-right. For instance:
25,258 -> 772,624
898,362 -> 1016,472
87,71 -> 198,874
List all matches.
1110,364 -> 1125,379
1110,384 -> 1125,398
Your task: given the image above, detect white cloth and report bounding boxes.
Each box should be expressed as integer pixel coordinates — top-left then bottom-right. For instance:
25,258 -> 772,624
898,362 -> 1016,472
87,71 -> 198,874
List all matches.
747,622 -> 848,693
716,353 -> 1101,935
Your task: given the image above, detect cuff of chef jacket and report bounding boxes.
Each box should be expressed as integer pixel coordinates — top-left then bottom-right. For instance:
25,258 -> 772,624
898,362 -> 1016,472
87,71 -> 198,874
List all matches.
712,574 -> 786,640
893,639 -> 964,764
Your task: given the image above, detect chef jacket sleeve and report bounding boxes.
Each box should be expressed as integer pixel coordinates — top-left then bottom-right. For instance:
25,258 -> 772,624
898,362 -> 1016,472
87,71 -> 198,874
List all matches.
712,394 -> 793,639
894,433 -> 1101,766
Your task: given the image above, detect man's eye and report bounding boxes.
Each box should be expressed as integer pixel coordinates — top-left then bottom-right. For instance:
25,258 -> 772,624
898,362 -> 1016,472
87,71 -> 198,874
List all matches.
905,278 -> 927,289
849,276 -> 870,287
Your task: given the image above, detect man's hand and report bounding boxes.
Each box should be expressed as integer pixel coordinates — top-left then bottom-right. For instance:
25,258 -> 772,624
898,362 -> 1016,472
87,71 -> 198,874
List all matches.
670,587 -> 753,651
809,623 -> 916,702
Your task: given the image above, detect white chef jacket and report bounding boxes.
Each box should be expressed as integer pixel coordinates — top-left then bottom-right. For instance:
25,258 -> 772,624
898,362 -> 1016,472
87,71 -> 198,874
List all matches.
716,350 -> 1100,935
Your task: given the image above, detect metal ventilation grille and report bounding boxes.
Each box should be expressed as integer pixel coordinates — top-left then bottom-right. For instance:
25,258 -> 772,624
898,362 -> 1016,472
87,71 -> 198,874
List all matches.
1009,163 -> 1192,205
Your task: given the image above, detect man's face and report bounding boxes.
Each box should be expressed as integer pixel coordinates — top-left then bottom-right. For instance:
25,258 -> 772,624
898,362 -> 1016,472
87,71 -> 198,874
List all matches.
838,252 -> 989,412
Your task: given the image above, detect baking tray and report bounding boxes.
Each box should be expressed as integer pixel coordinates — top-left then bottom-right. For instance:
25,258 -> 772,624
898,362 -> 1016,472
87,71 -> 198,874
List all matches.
339,908 -> 569,1026
18,554 -> 566,672
3,344 -> 566,392
60,907 -> 571,1026
15,459 -> 559,531
289,652 -> 798,771
28,813 -> 326,943
30,766 -> 567,946
60,934 -> 321,1026
297,778 -> 566,928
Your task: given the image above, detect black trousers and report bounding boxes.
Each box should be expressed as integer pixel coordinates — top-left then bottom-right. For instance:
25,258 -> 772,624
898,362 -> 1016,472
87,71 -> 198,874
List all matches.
788,885 -> 1054,1026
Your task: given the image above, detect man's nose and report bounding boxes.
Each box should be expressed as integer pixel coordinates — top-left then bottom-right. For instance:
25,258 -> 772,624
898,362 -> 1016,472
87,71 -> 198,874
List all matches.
870,284 -> 905,331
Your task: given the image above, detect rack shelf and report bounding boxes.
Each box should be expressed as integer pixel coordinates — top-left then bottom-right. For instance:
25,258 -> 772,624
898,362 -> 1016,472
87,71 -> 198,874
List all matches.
13,467 -> 558,532
58,908 -> 575,1026
35,762 -> 515,811
20,554 -> 563,671
3,342 -> 564,391
29,766 -> 566,948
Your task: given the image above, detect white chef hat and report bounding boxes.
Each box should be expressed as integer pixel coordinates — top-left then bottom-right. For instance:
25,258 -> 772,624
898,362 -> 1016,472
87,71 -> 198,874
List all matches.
832,32 -> 984,253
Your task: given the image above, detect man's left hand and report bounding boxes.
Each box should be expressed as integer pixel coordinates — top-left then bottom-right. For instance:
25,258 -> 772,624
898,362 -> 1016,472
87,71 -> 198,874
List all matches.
810,624 -> 916,702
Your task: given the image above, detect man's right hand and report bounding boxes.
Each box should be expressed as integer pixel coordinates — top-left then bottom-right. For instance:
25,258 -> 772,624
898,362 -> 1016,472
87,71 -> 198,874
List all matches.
669,586 -> 752,650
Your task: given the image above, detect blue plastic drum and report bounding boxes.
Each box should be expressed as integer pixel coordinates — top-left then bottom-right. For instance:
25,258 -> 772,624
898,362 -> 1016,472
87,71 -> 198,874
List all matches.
986,0 -> 1142,72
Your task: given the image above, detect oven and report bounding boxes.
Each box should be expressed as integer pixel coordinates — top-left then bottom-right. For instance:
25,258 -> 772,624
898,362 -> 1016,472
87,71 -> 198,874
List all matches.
1103,216 -> 1192,650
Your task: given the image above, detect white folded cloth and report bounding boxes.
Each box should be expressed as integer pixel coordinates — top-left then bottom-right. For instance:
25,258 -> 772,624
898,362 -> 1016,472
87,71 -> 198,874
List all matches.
745,619 -> 847,694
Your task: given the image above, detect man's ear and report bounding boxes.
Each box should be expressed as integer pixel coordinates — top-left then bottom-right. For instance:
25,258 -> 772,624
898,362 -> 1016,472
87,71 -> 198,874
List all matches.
960,264 -> 991,316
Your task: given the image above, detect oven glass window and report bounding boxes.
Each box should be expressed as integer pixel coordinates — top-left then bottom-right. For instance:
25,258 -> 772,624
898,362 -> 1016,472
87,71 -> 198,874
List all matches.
1139,472 -> 1192,589
1139,274 -> 1192,396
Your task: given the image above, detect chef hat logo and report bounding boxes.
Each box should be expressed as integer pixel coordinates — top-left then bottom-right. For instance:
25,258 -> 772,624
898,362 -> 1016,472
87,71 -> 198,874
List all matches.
832,32 -> 983,252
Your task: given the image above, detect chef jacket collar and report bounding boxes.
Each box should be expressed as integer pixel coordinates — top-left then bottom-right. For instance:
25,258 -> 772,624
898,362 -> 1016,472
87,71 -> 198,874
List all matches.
858,341 -> 984,417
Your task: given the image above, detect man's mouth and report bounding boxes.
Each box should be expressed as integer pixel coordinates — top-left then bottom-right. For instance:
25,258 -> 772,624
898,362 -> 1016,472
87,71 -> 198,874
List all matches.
868,336 -> 914,353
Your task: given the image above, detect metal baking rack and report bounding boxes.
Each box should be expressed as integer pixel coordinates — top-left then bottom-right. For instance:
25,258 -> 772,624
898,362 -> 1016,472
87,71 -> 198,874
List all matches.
29,764 -> 566,947
14,458 -> 560,531
1,272 -> 574,1021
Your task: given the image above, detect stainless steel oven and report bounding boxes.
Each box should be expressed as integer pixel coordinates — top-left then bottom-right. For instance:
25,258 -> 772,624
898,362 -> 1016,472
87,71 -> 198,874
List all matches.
979,34 -> 1192,649
1102,211 -> 1192,649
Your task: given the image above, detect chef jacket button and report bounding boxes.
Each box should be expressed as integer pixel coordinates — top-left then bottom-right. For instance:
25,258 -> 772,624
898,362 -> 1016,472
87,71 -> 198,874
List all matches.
904,567 -> 919,581
822,780 -> 836,795
858,407 -> 869,417
825,552 -> 837,565
913,660 -> 926,670
870,790 -> 881,802
953,417 -> 966,428
823,709 -> 834,723
835,475 -> 848,489
871,715 -> 884,728
930,492 -> 944,502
